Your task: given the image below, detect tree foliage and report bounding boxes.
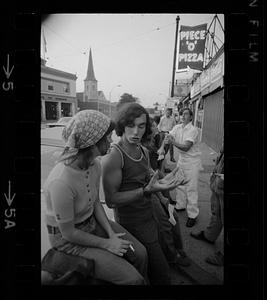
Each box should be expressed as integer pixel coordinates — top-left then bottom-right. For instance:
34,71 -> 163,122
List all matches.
153,102 -> 160,111
117,93 -> 139,110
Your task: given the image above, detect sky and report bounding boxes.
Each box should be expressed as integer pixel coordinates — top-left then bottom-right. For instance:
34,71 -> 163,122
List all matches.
41,14 -> 224,108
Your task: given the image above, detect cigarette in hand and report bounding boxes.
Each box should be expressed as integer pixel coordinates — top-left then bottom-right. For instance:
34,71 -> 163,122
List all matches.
129,244 -> 135,252
214,173 -> 224,179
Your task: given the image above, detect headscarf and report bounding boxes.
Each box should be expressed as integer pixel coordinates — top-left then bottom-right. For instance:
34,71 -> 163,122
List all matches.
61,110 -> 111,160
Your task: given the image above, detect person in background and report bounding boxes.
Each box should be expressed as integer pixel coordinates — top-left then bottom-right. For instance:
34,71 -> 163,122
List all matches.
141,117 -> 191,267
174,113 -> 181,125
154,115 -> 161,126
141,116 -> 163,171
43,110 -> 148,285
102,103 -> 182,285
153,115 -> 166,172
190,146 -> 224,266
158,108 -> 176,164
158,107 -> 202,228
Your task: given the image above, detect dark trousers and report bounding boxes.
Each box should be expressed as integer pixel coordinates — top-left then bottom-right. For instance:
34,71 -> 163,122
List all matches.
151,193 -> 183,263
119,217 -> 171,285
205,190 -> 224,242
164,143 -> 174,159
49,219 -> 148,285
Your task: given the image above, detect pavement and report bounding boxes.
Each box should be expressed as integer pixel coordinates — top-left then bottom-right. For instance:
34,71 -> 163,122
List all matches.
165,142 -> 224,284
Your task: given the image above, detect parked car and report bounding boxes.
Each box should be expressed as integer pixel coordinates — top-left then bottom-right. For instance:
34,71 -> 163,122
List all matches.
46,117 -> 72,128
41,126 -> 65,148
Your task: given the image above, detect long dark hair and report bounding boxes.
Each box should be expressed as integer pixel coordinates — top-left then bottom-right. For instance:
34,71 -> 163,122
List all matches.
114,102 -> 152,141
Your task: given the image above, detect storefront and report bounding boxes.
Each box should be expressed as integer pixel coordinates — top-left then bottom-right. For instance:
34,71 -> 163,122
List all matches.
202,88 -> 224,152
41,94 -> 76,121
41,63 -> 77,122
195,97 -> 204,130
45,101 -> 58,120
188,45 -> 224,152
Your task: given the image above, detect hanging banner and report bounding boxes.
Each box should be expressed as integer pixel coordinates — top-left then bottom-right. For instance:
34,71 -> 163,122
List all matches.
174,84 -> 189,97
178,23 -> 207,70
165,98 -> 176,109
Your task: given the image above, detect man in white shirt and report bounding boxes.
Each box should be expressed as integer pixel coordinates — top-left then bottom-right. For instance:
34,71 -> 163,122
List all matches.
157,108 -> 176,163
163,108 -> 202,227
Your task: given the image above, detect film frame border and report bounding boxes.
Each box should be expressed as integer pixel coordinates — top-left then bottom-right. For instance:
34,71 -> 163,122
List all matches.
0,2 -> 264,299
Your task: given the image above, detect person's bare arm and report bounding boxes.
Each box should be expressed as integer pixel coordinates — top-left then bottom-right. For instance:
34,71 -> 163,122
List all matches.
167,134 -> 193,152
50,177 -> 130,256
92,160 -> 116,237
169,126 -> 198,152
172,139 -> 193,152
101,147 -> 144,209
157,117 -> 163,132
58,220 -> 130,256
157,133 -> 167,155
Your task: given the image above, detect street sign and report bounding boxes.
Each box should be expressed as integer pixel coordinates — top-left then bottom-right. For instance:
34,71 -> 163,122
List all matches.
165,97 -> 182,109
178,23 -> 207,70
174,84 -> 189,97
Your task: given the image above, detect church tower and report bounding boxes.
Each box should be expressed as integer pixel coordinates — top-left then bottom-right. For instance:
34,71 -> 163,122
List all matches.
83,48 -> 98,102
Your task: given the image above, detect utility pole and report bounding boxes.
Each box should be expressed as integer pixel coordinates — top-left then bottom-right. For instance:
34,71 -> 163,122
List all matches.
171,15 -> 180,98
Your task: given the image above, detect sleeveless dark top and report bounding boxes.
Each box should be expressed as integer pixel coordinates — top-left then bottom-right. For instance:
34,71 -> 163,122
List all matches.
112,143 -> 153,224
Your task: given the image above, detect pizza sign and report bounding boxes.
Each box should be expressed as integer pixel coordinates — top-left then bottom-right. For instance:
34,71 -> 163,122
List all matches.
178,23 -> 207,70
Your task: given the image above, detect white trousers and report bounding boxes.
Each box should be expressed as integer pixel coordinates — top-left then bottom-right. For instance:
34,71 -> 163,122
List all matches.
175,160 -> 201,219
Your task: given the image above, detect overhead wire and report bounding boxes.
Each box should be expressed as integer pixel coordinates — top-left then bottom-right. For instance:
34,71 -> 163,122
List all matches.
43,21 -> 176,61
43,24 -> 87,57
94,22 -> 175,52
44,21 -> 176,79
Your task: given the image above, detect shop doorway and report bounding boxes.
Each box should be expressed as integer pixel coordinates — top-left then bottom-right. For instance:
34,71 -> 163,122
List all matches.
45,101 -> 58,120
61,102 -> 72,117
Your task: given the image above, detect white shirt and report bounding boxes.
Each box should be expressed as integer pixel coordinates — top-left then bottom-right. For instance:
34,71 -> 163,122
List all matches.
169,122 -> 201,164
158,115 -> 176,132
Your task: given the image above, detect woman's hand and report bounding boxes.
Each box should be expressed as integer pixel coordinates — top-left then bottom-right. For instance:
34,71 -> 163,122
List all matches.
105,232 -> 132,257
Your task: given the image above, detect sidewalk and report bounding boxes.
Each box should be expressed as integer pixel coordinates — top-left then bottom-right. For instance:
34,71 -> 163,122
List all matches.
165,142 -> 224,284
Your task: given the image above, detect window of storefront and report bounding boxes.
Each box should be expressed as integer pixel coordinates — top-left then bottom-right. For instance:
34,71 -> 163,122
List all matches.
61,102 -> 72,117
45,101 -> 58,120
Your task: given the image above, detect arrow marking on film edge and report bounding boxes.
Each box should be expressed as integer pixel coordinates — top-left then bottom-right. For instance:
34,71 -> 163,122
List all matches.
3,54 -> 14,79
4,181 -> 16,206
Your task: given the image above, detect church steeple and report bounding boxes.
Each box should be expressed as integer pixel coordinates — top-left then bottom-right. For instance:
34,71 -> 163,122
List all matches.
83,48 -> 98,102
85,48 -> 96,81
